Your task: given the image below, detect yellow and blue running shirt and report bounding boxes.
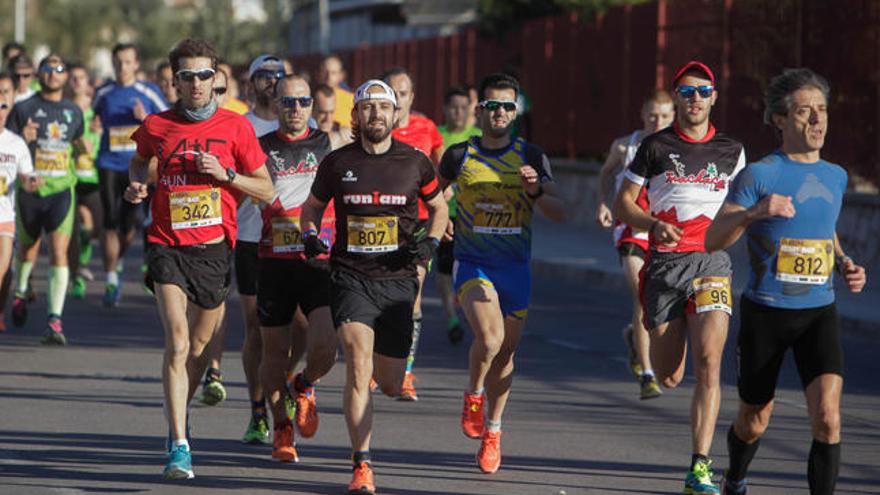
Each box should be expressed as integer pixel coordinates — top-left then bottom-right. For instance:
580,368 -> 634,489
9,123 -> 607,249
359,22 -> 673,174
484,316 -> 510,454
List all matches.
439,136 -> 552,265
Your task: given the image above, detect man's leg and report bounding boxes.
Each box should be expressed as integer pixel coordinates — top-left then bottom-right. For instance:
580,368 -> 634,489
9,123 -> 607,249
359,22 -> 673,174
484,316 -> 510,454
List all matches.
724,400 -> 773,491
46,229 -> 71,319
399,263 -> 427,400
649,318 -> 688,388
261,322 -> 299,462
805,374 -> 842,495
240,294 -> 264,404
198,305 -> 228,406
686,310 -> 729,458
0,236 -> 13,330
461,283 -> 505,400
621,254 -> 661,398
184,302 -> 225,403
155,283 -> 194,444
339,321 -> 378,453
288,308 -> 308,374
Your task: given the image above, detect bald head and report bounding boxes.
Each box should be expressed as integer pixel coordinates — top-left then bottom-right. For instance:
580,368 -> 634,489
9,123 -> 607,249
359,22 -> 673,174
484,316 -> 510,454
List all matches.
275,75 -> 312,135
319,55 -> 345,88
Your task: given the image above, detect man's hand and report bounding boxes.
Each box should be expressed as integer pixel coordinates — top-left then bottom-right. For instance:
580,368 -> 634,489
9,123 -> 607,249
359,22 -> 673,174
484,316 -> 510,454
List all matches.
520,165 -> 540,196
596,202 -> 613,228
196,152 -> 227,182
442,219 -> 454,242
23,118 -> 39,143
132,99 -> 148,122
303,232 -> 329,259
652,220 -> 683,247
124,181 -> 149,204
21,175 -> 43,193
839,257 -> 866,293
750,194 -> 796,221
407,237 -> 440,264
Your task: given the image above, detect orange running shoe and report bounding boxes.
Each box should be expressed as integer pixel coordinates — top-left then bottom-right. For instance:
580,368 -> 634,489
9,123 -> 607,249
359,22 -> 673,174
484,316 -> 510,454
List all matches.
461,392 -> 485,439
290,373 -> 319,438
477,429 -> 502,474
348,461 -> 375,495
397,372 -> 418,401
369,378 -> 378,392
271,421 -> 299,463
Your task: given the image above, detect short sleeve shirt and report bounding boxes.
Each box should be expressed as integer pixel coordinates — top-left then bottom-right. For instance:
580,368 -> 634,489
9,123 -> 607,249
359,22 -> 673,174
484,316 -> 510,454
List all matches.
0,129 -> 34,222
94,81 -> 168,172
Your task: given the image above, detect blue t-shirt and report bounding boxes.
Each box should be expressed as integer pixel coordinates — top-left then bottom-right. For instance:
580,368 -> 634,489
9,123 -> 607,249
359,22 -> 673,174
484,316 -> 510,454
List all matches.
727,151 -> 847,309
93,81 -> 168,172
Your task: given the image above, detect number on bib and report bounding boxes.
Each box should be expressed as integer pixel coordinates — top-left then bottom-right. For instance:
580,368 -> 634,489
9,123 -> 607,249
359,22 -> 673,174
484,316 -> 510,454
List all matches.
34,148 -> 69,177
692,276 -> 732,315
169,188 -> 222,230
347,216 -> 398,253
473,200 -> 522,235
0,176 -> 7,195
271,216 -> 304,253
108,126 -> 138,152
775,238 -> 833,285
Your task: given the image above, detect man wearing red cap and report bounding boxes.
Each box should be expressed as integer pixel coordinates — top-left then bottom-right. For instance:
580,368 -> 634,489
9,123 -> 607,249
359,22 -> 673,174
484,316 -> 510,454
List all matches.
614,61 -> 746,494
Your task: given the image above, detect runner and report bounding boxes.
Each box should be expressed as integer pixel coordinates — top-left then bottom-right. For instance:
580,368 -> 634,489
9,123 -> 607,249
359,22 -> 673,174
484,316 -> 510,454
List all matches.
705,68 -> 866,495
382,66 -> 444,401
124,38 -> 273,479
313,83 -> 353,150
93,43 -> 168,307
65,63 -> 103,299
2,42 -> 25,70
317,55 -> 354,128
6,53 -> 88,345
0,71 -> 18,327
256,75 -> 336,462
595,89 -> 674,399
439,72 -> 565,474
155,61 -> 178,105
614,61 -> 745,494
9,54 -> 35,103
0,72 -> 38,333
216,63 -> 249,115
299,79 -> 447,495
436,85 -> 482,344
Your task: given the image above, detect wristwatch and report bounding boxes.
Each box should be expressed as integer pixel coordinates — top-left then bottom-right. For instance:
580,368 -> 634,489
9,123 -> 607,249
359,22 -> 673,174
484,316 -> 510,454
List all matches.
225,167 -> 236,183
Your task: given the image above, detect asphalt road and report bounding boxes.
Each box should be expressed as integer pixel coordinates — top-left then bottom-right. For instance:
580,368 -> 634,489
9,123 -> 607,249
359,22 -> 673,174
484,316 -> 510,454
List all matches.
1,253 -> 878,494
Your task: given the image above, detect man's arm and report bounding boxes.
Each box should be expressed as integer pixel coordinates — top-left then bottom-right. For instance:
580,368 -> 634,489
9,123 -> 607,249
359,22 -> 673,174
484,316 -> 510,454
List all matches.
196,153 -> 274,203
300,193 -> 329,236
705,194 -> 796,252
833,232 -> 867,293
595,139 -> 625,227
125,153 -> 152,203
523,156 -> 565,223
424,191 -> 449,241
614,178 -> 682,247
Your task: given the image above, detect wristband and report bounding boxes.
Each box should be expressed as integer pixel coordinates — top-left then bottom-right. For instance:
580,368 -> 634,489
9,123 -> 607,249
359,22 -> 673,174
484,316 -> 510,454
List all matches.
650,219 -> 660,234
527,184 -> 544,200
304,228 -> 318,237
835,255 -> 852,275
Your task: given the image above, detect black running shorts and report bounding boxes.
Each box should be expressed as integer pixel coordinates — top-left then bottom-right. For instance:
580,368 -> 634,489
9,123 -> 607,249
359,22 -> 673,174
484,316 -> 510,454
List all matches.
617,241 -> 647,263
258,258 -> 331,327
16,187 -> 75,244
146,242 -> 232,309
737,297 -> 843,405
99,168 -> 140,233
234,241 -> 259,296
436,239 -> 454,275
330,268 -> 418,359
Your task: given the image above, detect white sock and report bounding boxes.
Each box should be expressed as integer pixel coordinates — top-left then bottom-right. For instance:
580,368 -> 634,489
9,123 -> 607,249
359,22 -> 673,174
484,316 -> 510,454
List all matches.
172,439 -> 189,450
486,420 -> 502,433
107,271 -> 119,286
470,388 -> 484,396
642,369 -> 655,378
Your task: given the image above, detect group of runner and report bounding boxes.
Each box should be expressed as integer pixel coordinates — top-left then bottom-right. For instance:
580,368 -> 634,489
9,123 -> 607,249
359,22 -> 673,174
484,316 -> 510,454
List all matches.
0,36 -> 867,495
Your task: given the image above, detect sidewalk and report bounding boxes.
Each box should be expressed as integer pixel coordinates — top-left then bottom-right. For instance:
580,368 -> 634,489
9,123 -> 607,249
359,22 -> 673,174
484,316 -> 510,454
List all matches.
530,215 -> 880,338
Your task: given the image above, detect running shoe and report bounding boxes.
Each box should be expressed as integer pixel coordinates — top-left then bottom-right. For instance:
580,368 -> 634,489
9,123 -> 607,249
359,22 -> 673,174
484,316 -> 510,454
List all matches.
640,374 -> 662,400
199,376 -> 227,406
622,324 -> 643,378
447,321 -> 464,344
397,372 -> 418,401
477,429 -> 502,474
684,459 -> 720,495
242,414 -> 270,444
284,393 -> 296,420
720,473 -> 747,495
461,392 -> 485,439
290,373 -> 319,438
348,462 -> 375,495
78,267 -> 95,282
162,444 -> 194,480
11,297 -> 27,327
103,283 -> 121,308
70,276 -> 87,299
40,317 -> 66,346
271,420 -> 299,463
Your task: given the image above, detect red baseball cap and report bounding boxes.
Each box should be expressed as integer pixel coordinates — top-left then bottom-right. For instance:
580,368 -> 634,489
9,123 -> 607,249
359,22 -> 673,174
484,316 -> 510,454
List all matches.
672,61 -> 715,86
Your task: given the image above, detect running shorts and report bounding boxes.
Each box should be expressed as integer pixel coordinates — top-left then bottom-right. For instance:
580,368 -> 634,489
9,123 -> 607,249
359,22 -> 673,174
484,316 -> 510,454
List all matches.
617,241 -> 648,263
146,242 -> 232,310
453,259 -> 530,320
99,168 -> 140,233
16,187 -> 75,244
436,239 -> 454,275
258,258 -> 331,327
234,240 -> 259,296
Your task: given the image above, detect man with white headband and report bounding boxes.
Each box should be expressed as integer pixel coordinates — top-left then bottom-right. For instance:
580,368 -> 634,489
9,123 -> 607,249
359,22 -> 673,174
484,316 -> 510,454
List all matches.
299,78 -> 448,495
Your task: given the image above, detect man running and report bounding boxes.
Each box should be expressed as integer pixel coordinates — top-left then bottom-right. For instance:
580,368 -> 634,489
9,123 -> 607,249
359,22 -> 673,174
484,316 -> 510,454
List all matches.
705,68 -> 866,495
436,85 -> 482,344
6,53 -> 87,345
155,61 -> 178,105
440,73 -> 565,474
300,79 -> 447,495
125,38 -> 273,479
382,66 -> 445,401
614,61 -> 745,494
313,83 -> 353,150
595,89 -> 674,399
93,43 -> 168,307
255,75 -> 336,463
316,55 -> 354,128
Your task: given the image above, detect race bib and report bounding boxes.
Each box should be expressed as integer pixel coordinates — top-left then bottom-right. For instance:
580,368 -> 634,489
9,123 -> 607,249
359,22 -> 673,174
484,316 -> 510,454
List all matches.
347,215 -> 398,253
271,216 -> 304,253
34,148 -> 69,177
692,276 -> 732,315
75,154 -> 95,178
473,195 -> 522,235
0,176 -> 7,195
169,188 -> 222,230
775,238 -> 833,285
108,126 -> 138,152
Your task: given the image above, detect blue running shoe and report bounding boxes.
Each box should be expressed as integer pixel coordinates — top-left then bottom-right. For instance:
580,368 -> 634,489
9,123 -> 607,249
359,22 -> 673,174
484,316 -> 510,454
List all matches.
720,473 -> 747,495
684,459 -> 720,494
162,445 -> 194,479
103,283 -> 121,308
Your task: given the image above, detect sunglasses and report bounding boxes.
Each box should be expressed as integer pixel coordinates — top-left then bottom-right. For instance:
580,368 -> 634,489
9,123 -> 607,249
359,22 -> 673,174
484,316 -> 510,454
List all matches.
176,68 -> 215,82
280,96 -> 313,108
479,100 -> 518,112
39,65 -> 67,74
676,85 -> 714,99
253,69 -> 286,80
12,72 -> 33,79
213,87 -> 227,95
0,103 -> 9,110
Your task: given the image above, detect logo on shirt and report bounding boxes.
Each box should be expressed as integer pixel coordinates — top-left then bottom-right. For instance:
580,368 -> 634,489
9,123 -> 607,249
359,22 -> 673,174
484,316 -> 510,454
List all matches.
342,170 -> 358,182
35,109 -> 47,118
795,173 -> 834,204
343,192 -> 407,205
665,154 -> 729,191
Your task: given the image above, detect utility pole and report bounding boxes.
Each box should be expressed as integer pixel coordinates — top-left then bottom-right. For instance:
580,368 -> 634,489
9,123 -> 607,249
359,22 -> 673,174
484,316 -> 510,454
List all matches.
14,0 -> 26,43
319,0 -> 330,55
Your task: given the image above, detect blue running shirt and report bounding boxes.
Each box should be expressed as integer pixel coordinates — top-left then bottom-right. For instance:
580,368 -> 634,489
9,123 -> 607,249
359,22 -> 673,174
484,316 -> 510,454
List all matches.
94,81 -> 168,172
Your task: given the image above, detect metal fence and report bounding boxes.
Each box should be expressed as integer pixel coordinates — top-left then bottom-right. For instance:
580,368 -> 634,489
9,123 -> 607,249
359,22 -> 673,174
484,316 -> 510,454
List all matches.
291,0 -> 880,185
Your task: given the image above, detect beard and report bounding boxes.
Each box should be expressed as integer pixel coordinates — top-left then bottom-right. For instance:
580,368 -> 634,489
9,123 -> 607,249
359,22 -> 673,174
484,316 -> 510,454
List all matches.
363,119 -> 392,143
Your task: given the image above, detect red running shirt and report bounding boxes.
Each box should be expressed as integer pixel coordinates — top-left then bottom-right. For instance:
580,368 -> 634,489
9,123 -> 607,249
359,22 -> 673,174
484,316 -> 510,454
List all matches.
132,108 -> 267,247
392,113 -> 444,220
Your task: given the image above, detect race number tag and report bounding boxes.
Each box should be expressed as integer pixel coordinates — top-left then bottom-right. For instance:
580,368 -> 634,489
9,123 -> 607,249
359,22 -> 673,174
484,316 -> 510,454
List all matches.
108,126 -> 138,152
775,238 -> 833,285
347,215 -> 398,253
169,188 -> 222,230
473,195 -> 522,235
75,154 -> 95,178
34,148 -> 69,177
692,276 -> 732,315
271,216 -> 304,253
0,176 -> 7,195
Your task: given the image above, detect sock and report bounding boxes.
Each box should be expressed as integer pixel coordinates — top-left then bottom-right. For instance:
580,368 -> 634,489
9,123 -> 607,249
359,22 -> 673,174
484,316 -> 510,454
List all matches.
353,450 -> 371,466
447,316 -> 460,329
107,271 -> 119,287
808,439 -> 840,495
641,369 -> 655,378
206,367 -> 222,382
15,260 -> 33,297
690,453 -> 710,470
47,266 -> 69,317
172,439 -> 189,450
470,388 -> 485,396
294,373 -> 313,392
252,399 -> 267,416
405,314 -> 422,373
726,425 -> 760,482
78,228 -> 93,265
486,420 -> 502,433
